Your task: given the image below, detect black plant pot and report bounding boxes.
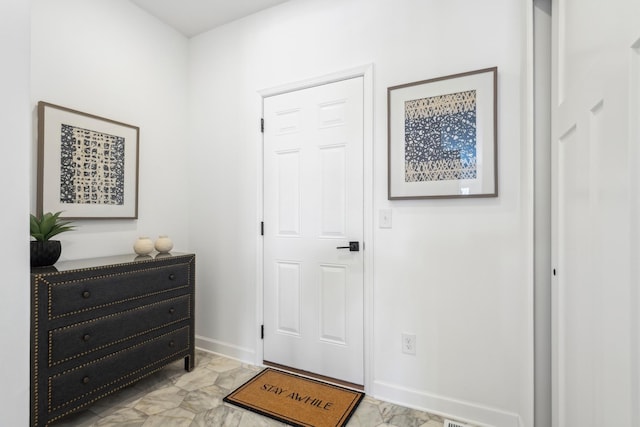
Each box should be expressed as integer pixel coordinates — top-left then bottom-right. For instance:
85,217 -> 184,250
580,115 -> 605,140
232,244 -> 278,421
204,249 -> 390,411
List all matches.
30,240 -> 62,267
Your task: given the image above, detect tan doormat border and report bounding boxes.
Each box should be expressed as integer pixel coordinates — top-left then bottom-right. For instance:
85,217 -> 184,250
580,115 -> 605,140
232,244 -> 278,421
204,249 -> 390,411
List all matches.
223,368 -> 364,427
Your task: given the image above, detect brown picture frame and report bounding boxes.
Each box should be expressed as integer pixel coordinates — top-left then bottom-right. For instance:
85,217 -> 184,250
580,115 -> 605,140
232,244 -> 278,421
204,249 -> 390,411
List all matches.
387,67 -> 498,200
37,101 -> 139,219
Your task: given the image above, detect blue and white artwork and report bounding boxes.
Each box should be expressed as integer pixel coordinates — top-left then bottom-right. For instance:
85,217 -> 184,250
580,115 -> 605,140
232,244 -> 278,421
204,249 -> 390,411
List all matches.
404,90 -> 477,182
59,124 -> 125,205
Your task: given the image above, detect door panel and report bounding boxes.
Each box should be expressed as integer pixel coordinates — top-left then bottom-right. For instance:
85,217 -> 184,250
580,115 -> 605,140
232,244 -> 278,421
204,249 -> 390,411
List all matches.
276,151 -> 300,236
319,264 -> 347,344
276,261 -> 301,335
263,77 -> 364,385
320,145 -> 347,237
556,123 -> 597,427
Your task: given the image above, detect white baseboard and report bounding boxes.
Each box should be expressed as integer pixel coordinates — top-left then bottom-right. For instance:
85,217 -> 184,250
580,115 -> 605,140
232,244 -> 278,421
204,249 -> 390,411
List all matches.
372,380 -> 522,427
195,335 -> 256,364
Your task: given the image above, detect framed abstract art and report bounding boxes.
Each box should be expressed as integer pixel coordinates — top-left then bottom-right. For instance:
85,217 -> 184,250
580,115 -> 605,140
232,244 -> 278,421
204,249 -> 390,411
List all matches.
37,102 -> 139,219
387,67 -> 498,199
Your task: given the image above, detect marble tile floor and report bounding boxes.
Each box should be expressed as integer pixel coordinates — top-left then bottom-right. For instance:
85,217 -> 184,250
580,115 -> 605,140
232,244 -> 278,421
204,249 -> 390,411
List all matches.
51,350 -> 464,427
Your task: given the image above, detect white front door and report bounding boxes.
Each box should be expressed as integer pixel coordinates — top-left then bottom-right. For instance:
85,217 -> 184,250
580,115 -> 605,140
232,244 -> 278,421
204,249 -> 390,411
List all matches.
551,1 -> 640,426
263,77 -> 364,385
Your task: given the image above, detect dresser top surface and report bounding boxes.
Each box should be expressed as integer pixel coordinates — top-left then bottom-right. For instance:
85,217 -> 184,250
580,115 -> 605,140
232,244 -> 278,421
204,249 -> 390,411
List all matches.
31,252 -> 194,275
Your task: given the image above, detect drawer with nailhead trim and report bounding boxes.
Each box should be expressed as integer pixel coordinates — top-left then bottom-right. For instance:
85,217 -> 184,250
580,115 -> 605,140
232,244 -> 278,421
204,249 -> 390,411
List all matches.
30,253 -> 195,427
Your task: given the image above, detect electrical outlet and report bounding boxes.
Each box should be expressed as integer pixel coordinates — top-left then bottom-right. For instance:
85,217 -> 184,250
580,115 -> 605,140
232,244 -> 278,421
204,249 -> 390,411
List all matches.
401,333 -> 416,355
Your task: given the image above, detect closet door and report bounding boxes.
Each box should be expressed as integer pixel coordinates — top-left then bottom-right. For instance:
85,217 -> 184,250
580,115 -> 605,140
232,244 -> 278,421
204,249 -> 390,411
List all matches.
551,1 -> 640,426
263,77 -> 364,385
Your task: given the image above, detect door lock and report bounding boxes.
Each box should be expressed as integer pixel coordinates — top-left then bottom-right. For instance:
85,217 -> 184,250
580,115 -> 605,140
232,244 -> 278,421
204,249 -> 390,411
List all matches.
336,241 -> 359,252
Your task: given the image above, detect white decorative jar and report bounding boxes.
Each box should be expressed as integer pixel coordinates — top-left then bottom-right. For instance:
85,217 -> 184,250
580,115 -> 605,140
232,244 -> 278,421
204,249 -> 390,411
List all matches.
154,235 -> 173,253
133,237 -> 154,255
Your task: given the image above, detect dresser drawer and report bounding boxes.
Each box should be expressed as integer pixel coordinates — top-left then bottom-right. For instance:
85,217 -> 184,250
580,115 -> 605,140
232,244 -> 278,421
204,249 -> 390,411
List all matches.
48,326 -> 190,412
49,295 -> 191,366
47,263 -> 190,318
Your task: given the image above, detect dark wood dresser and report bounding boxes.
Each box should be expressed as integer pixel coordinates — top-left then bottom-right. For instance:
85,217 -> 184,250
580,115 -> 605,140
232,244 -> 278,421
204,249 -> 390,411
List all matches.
30,253 -> 195,427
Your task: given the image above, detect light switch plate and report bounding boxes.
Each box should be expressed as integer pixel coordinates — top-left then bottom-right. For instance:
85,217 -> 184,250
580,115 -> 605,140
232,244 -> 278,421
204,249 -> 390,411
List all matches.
379,209 -> 392,228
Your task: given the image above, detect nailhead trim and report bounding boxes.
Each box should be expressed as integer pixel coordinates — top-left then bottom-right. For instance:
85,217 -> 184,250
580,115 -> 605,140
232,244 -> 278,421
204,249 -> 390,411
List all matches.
48,295 -> 190,367
45,352 -> 192,426
48,326 -> 190,413
44,261 -> 192,321
32,277 -> 41,427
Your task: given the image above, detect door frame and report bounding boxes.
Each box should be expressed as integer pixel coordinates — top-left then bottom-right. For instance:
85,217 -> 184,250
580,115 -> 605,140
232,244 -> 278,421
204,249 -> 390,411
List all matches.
256,64 -> 374,392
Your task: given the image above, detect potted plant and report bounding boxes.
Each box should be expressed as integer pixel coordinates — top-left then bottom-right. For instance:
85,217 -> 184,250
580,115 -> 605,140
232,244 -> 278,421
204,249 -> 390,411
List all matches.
30,211 -> 75,267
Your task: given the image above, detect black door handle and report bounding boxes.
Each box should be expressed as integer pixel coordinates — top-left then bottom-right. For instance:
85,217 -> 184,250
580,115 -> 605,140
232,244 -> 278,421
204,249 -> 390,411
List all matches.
336,241 -> 359,252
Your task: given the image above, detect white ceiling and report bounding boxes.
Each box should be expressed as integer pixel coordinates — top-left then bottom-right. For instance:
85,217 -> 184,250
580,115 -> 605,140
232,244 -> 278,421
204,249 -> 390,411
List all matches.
130,0 -> 290,38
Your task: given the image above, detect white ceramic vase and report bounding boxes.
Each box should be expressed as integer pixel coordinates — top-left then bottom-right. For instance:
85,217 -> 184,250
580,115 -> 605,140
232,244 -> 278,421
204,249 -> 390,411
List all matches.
133,237 -> 154,255
154,235 -> 173,253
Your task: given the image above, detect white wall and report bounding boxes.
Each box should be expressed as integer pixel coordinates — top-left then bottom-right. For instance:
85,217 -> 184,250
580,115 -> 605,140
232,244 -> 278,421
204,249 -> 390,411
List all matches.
188,1 -> 533,426
22,1 -> 534,425
30,0 -> 190,260
0,0 -> 31,424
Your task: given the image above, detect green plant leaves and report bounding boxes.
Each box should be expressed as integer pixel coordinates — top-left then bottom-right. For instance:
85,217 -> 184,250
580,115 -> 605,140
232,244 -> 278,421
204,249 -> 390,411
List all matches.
30,211 -> 75,241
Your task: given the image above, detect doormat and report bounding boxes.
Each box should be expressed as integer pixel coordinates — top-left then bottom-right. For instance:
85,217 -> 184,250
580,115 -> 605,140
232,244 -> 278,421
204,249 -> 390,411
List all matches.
223,368 -> 364,427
